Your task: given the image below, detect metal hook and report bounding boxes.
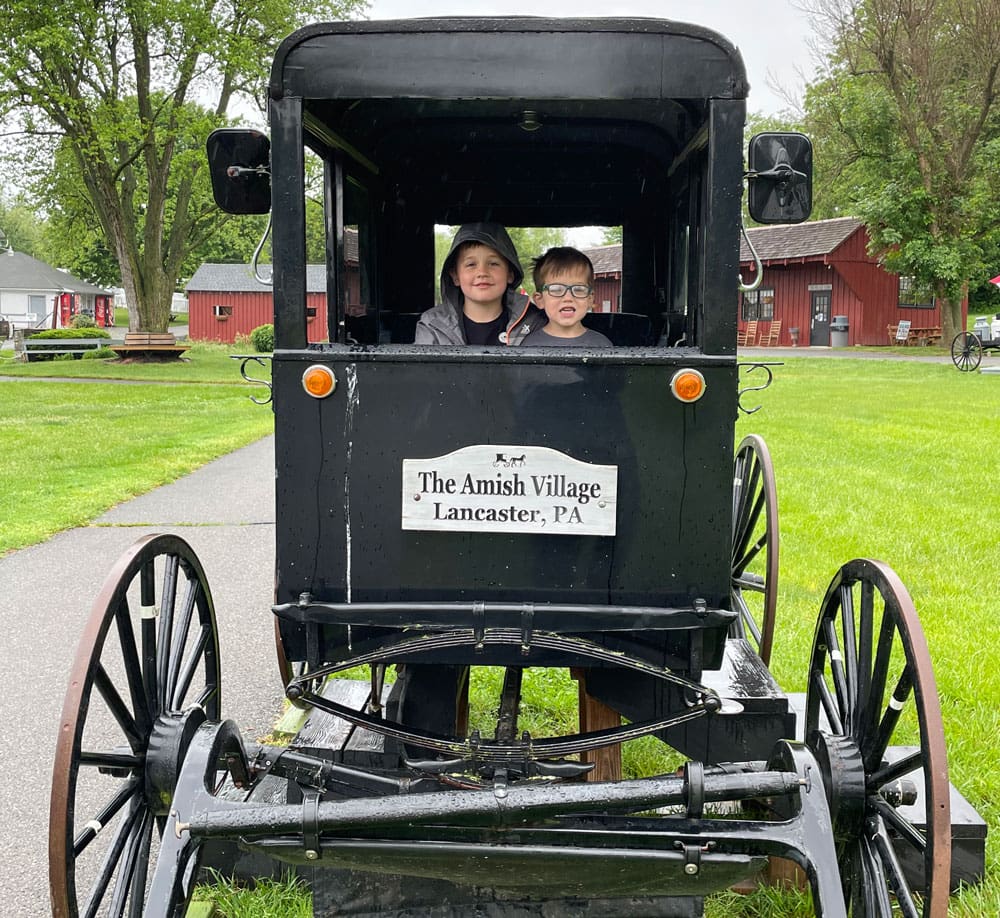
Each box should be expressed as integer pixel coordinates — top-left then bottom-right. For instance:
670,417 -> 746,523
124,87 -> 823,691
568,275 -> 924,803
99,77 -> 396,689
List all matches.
232,355 -> 273,405
738,222 -> 763,293
252,216 -> 273,286
737,362 -> 780,415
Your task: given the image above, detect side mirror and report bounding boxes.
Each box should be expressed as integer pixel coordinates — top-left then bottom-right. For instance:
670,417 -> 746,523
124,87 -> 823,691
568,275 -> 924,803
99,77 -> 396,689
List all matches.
206,128 -> 271,215
747,132 -> 812,224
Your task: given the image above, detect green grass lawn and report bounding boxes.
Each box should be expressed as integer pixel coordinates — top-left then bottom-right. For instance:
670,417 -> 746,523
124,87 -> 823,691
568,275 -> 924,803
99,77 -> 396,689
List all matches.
9,353 -> 996,915
0,348 -> 273,555
731,358 -> 1000,916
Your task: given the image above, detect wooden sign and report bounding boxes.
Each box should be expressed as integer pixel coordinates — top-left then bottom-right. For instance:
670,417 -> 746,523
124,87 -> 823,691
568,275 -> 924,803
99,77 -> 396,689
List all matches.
402,445 -> 618,536
895,319 -> 911,341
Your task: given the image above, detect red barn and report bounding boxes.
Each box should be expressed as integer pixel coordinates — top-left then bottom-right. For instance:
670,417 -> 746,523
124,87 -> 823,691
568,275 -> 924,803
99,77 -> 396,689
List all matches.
738,217 -> 949,347
186,232 -> 362,343
186,264 -> 329,344
585,244 -> 622,313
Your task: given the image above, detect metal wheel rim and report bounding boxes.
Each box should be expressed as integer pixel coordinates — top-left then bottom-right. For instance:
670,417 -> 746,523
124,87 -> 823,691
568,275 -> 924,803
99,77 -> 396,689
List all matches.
950,331 -> 982,371
805,559 -> 950,917
49,534 -> 221,918
730,433 -> 779,666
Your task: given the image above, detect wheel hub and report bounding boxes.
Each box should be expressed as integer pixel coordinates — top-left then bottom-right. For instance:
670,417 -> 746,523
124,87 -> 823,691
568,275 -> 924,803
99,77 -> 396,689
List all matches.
807,730 -> 867,838
145,707 -> 207,814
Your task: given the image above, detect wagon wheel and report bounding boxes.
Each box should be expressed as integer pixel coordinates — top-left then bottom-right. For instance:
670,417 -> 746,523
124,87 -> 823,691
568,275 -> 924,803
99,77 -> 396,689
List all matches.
730,434 -> 779,665
805,559 -> 950,917
50,534 -> 221,918
950,331 -> 982,371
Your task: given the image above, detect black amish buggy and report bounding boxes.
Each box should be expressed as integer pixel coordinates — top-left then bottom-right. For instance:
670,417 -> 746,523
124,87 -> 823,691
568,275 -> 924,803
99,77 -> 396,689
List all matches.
49,17 -> 971,918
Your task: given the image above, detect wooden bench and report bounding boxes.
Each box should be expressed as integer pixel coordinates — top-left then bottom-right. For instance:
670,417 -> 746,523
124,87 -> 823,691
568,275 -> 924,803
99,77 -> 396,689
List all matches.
18,335 -> 109,361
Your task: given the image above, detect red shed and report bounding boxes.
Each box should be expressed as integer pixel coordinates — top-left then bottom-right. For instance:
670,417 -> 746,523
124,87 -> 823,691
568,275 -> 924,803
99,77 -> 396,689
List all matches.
186,264 -> 328,344
584,244 -> 622,313
186,232 -> 362,343
737,217 -> 949,347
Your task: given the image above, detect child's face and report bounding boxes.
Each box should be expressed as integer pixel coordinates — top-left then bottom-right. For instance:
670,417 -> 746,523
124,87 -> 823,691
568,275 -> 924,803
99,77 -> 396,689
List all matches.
450,243 -> 514,313
533,269 -> 594,336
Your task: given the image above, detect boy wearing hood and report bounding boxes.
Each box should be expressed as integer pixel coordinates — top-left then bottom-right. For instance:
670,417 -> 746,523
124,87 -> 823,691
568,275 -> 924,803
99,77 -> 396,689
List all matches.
414,223 -> 540,345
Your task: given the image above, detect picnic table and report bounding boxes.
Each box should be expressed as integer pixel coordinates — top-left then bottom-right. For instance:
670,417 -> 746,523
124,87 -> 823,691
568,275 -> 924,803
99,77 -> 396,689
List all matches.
888,322 -> 942,346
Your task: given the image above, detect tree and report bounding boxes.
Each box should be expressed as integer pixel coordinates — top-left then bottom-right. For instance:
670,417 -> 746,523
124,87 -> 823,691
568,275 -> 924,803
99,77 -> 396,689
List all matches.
0,0 -> 366,337
0,198 -> 46,258
802,0 -> 1000,339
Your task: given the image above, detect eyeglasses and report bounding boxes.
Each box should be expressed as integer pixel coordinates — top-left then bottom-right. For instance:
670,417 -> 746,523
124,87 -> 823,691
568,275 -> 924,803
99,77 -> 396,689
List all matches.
541,283 -> 593,299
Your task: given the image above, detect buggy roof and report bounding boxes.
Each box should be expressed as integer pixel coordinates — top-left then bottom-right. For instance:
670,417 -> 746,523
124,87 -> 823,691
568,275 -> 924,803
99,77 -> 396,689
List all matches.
269,18 -> 748,226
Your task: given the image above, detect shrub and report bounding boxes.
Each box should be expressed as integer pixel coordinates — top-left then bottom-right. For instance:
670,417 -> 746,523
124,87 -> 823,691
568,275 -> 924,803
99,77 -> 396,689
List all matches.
250,323 -> 274,352
28,327 -> 111,339
82,346 -> 117,359
71,315 -> 98,329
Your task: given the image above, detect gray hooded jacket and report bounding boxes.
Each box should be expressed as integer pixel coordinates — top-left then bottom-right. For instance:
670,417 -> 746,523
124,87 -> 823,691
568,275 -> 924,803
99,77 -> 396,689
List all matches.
414,223 -> 543,345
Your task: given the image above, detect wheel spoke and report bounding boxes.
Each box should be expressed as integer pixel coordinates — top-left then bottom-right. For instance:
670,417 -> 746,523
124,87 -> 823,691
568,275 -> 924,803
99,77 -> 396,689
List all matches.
172,624 -> 212,711
731,453 -> 759,546
855,579 -> 875,742
839,584 -> 858,728
93,664 -> 143,750
156,554 -> 180,712
80,803 -> 143,918
866,666 -> 913,773
72,776 -> 142,857
733,487 -> 764,568
811,666 -> 844,734
871,817 -> 921,918
859,832 -> 894,917
166,575 -> 200,711
872,795 -> 926,854
868,610 -> 896,714
107,805 -> 150,918
821,616 -> 850,725
115,599 -> 152,735
78,750 -> 142,770
127,809 -> 154,918
730,436 -> 778,666
870,748 -> 922,787
140,559 -> 158,718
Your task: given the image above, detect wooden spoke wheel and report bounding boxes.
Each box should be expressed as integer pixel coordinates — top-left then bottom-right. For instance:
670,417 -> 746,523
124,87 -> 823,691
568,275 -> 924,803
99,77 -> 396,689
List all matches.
805,559 -> 950,917
50,534 -> 221,918
730,434 -> 779,665
951,331 -> 982,371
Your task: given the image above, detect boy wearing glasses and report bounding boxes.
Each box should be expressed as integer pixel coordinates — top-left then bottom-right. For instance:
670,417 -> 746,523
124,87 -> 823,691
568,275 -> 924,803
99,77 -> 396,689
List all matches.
522,247 -> 612,346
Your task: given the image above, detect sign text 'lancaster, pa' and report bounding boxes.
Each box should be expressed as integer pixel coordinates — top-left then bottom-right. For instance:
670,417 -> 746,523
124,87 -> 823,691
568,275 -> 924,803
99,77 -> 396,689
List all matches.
402,445 -> 617,536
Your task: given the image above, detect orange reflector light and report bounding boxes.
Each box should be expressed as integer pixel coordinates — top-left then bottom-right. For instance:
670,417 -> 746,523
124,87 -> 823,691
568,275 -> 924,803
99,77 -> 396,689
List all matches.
302,365 -> 336,398
670,368 -> 706,403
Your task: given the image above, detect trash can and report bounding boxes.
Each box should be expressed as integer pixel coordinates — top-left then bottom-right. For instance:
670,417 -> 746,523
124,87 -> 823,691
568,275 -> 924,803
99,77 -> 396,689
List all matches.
830,315 -> 849,347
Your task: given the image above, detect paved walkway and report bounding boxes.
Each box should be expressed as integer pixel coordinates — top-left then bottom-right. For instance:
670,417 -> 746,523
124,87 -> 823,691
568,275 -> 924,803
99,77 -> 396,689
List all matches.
0,436 -> 278,917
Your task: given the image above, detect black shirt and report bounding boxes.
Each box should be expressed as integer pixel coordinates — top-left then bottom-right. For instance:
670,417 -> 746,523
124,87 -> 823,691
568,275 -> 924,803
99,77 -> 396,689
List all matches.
463,309 -> 509,345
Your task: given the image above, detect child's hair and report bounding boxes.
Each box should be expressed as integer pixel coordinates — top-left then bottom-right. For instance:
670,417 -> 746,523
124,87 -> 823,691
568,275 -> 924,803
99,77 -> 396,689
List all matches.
532,246 -> 595,290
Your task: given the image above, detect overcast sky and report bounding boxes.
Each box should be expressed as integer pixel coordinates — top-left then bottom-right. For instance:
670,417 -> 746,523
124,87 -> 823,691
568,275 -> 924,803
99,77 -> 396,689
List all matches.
363,0 -> 819,116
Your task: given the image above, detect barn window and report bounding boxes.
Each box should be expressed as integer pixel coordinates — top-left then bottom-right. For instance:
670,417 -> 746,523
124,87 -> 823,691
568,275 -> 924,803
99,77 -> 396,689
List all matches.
213,304 -> 233,319
897,276 -> 934,309
741,288 -> 774,321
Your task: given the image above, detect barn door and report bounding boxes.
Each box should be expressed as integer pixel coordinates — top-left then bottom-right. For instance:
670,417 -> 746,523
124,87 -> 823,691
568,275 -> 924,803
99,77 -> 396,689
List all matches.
809,289 -> 831,346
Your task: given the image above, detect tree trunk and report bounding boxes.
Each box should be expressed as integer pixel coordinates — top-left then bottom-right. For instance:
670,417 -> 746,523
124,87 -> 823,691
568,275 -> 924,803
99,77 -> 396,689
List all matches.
938,289 -> 963,343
